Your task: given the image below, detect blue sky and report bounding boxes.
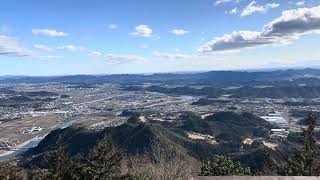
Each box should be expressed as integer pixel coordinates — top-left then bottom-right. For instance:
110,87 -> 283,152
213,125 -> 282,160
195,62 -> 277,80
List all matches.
0,0 -> 320,75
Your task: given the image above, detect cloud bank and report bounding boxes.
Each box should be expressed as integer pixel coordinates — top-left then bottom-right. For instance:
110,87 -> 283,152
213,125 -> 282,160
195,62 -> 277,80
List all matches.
199,6 -> 320,53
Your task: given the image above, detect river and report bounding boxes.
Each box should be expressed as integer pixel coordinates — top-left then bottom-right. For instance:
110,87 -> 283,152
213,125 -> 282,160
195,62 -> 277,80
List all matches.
0,116 -> 80,161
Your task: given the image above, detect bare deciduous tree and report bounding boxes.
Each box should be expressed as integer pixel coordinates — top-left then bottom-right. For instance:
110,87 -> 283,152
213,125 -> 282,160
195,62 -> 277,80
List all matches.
127,139 -> 199,180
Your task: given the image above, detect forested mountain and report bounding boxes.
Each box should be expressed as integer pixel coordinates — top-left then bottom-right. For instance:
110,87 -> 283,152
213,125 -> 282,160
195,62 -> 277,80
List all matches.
23,112 -> 275,172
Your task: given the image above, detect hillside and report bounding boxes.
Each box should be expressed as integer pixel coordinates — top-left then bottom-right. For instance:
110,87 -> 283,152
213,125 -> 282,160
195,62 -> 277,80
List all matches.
180,112 -> 273,146
23,111 -> 278,173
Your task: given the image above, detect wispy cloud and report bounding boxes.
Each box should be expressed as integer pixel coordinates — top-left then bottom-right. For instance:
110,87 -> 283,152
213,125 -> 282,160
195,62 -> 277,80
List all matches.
32,29 -> 68,37
35,44 -> 105,59
228,7 -> 238,14
0,35 -> 32,57
34,44 -> 86,52
108,24 -> 118,30
35,55 -> 64,60
199,6 -> 320,53
55,45 -> 86,52
34,44 -> 54,52
296,0 -> 305,6
106,54 -> 145,64
153,51 -> 192,60
88,51 -> 102,56
241,1 -> 280,17
170,29 -> 190,36
215,0 -> 240,6
0,36 -> 60,60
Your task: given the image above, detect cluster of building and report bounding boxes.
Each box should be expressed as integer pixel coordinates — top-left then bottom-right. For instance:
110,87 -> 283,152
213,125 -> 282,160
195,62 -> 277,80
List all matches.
1,82 -> 320,158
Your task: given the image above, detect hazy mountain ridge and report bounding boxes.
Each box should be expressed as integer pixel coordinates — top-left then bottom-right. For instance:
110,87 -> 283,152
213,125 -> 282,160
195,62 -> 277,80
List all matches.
2,68 -> 320,85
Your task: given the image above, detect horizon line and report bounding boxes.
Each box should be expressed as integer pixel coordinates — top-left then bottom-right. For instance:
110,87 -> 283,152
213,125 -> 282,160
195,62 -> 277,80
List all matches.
0,66 -> 318,77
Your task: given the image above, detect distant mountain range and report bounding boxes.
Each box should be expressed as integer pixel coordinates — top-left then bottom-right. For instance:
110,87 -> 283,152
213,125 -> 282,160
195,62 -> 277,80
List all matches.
1,68 -> 320,85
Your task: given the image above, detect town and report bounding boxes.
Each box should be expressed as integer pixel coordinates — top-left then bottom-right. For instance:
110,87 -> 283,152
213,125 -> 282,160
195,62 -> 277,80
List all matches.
1,80 -> 319,160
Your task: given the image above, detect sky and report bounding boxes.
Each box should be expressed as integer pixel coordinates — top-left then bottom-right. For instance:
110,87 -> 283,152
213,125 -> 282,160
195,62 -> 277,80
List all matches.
0,0 -> 320,75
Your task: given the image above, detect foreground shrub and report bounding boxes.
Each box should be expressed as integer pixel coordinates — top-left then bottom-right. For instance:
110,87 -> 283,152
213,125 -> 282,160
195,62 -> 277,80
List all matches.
199,155 -> 251,176
0,162 -> 22,180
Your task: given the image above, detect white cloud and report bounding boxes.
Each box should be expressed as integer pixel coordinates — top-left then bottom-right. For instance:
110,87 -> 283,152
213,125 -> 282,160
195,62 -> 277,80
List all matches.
198,31 -> 274,52
199,6 -> 320,53
106,54 -> 145,64
129,24 -> 153,37
170,29 -> 190,36
34,44 -> 54,52
34,44 -> 86,52
30,55 -> 65,60
0,35 -> 32,57
55,45 -> 85,52
228,7 -> 238,14
0,36 -> 70,59
262,6 -> 320,37
88,51 -> 102,56
55,45 -> 86,52
42,55 -> 64,60
241,1 -> 280,16
108,24 -> 118,29
153,51 -> 192,60
32,29 -> 68,37
296,0 -> 305,6
215,0 -> 240,6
